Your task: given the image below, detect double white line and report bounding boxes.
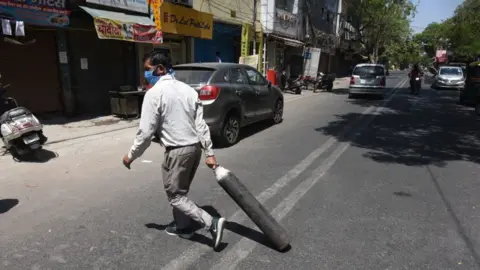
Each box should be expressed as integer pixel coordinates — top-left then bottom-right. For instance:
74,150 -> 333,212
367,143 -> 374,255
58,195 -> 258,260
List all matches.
162,77 -> 408,270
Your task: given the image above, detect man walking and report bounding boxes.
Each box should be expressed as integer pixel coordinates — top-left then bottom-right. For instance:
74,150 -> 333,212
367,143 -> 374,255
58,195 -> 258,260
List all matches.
122,53 -> 226,249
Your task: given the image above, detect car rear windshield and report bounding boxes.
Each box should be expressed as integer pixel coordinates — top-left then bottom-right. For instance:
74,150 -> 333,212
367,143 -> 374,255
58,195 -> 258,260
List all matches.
353,66 -> 384,76
173,67 -> 215,85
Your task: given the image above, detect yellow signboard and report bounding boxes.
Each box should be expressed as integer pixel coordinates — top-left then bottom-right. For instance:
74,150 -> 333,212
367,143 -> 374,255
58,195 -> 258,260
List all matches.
157,2 -> 213,39
241,23 -> 251,57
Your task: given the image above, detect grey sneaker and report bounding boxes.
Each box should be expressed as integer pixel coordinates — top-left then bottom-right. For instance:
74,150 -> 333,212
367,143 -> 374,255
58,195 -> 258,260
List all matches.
165,222 -> 195,239
209,217 -> 226,249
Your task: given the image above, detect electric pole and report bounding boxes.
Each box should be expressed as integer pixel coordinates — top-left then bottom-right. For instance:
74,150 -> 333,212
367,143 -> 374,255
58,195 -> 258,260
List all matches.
252,0 -> 257,55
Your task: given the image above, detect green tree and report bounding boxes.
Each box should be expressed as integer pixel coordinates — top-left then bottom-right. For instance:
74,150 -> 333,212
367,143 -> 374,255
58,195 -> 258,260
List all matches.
386,38 -> 423,67
448,0 -> 480,60
415,0 -> 480,62
414,22 -> 451,58
348,0 -> 416,63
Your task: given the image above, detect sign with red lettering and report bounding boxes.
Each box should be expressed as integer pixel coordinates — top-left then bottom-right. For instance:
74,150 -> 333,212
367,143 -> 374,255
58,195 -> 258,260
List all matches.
93,17 -> 163,44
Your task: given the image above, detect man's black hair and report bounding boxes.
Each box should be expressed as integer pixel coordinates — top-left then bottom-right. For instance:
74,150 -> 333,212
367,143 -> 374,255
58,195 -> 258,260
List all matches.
150,51 -> 171,68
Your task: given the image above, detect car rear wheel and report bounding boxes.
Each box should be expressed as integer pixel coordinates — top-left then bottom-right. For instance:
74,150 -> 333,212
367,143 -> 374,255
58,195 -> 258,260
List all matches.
219,114 -> 240,146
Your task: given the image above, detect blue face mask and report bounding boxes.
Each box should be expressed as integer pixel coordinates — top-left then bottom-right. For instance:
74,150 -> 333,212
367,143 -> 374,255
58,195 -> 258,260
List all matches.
144,70 -> 161,85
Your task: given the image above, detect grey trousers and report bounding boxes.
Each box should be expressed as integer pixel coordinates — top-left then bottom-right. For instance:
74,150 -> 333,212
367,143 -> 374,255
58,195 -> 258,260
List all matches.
162,143 -> 213,230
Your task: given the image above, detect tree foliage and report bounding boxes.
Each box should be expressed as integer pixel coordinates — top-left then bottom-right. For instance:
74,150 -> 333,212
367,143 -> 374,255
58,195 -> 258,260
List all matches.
415,0 -> 480,61
414,22 -> 452,58
448,0 -> 480,60
385,38 -> 424,68
348,0 -> 415,62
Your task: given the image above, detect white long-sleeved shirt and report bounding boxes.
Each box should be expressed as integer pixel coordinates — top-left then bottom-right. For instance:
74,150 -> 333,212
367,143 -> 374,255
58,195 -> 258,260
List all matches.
127,74 -> 214,161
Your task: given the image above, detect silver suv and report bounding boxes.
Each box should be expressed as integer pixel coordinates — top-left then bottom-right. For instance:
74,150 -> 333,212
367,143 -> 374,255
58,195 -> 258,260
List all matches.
349,63 -> 387,99
173,63 -> 284,146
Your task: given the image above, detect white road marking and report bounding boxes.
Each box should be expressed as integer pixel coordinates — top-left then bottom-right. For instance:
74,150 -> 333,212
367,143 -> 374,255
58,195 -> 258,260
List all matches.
211,78 -> 408,269
161,78 -> 407,270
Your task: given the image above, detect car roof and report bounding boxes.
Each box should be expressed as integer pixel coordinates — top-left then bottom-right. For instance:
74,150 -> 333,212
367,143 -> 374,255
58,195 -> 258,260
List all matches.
439,66 -> 462,69
174,62 -> 255,70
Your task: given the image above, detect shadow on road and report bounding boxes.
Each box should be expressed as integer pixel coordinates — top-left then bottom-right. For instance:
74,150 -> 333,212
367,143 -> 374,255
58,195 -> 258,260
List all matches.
0,199 -> 19,214
213,121 -> 274,149
13,149 -> 59,163
145,205 -> 289,252
316,88 -> 480,167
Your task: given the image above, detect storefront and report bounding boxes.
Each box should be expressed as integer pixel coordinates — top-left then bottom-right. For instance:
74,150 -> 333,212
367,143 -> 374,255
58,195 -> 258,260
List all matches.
70,4 -> 161,114
0,1 -> 71,114
193,22 -> 241,63
265,35 -> 304,79
260,3 -> 305,80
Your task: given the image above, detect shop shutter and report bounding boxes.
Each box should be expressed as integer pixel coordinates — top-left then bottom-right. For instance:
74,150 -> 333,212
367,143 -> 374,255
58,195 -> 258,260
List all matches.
0,29 -> 62,114
68,30 -> 135,114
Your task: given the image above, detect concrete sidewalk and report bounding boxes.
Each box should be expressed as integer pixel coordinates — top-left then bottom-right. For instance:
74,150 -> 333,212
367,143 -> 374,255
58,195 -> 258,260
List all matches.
41,115 -> 139,145
333,76 -> 351,88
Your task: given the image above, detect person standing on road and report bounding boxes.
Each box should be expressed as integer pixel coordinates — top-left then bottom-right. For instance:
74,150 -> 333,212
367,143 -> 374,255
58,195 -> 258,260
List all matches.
122,54 -> 226,249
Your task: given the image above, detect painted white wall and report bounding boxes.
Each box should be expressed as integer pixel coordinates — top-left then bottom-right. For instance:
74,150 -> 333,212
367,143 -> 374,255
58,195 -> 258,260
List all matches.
261,0 -> 275,33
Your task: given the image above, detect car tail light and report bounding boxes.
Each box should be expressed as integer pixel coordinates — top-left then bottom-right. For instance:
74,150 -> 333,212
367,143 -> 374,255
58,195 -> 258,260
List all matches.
199,85 -> 220,101
350,76 -> 355,85
380,77 -> 386,87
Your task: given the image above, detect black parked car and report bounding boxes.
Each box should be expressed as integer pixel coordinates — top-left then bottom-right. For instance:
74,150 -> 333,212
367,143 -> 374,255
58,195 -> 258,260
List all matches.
173,63 -> 284,146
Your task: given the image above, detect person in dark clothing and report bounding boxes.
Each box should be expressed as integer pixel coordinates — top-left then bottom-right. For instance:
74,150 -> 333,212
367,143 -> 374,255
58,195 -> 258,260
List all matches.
408,64 -> 423,90
215,52 -> 222,63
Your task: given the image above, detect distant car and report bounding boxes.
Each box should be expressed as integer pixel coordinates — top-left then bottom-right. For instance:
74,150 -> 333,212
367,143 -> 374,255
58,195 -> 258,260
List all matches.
431,66 -> 465,90
173,63 -> 284,146
348,63 -> 387,99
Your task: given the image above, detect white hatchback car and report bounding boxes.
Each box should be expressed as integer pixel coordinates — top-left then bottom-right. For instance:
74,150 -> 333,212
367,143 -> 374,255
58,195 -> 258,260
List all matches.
349,64 -> 387,99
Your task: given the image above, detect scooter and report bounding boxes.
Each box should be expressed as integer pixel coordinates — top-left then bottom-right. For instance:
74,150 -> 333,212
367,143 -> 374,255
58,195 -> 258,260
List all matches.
313,72 -> 335,93
280,71 -> 302,95
0,74 -> 47,158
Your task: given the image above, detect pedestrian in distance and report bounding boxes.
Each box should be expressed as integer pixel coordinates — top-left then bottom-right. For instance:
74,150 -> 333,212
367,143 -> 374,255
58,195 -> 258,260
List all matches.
215,51 -> 222,63
122,53 -> 226,249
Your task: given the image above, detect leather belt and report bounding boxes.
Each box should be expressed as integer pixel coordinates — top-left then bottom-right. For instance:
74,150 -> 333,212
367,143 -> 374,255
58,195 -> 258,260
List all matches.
165,142 -> 199,152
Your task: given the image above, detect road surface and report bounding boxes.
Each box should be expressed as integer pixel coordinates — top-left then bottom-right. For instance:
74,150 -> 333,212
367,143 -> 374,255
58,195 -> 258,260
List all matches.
1,72 -> 480,269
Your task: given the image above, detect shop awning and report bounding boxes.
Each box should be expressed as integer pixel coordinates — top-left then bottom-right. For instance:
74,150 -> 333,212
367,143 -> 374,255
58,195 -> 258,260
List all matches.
269,34 -> 304,47
80,6 -> 162,44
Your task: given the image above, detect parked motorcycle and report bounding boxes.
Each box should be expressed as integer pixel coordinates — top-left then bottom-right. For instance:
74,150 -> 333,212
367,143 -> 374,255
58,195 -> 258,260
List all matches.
280,71 -> 302,95
300,75 -> 316,90
313,72 -> 335,93
0,73 -> 47,158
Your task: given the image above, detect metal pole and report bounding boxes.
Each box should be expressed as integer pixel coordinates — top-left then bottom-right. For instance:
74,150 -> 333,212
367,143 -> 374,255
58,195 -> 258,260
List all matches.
263,34 -> 268,76
253,0 -> 257,55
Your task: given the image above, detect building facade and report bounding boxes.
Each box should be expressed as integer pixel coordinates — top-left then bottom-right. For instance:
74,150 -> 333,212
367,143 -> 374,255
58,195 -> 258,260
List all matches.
0,0 -> 213,115
192,0 -> 248,63
261,0 -> 305,79
0,0 -> 70,114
